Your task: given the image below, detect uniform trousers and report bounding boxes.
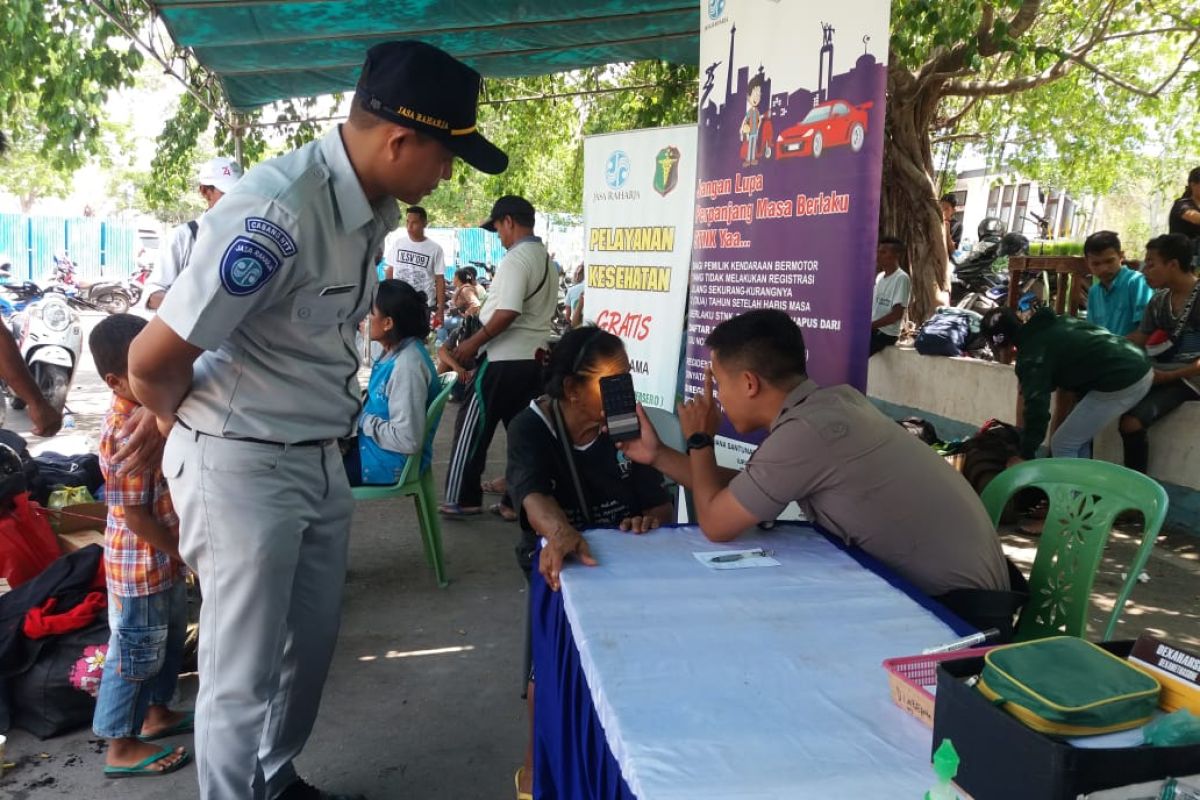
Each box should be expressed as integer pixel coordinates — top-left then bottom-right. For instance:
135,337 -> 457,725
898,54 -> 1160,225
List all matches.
164,426 -> 351,800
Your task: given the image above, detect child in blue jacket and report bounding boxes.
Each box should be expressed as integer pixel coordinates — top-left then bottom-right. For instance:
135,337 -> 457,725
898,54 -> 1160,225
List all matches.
345,279 -> 440,485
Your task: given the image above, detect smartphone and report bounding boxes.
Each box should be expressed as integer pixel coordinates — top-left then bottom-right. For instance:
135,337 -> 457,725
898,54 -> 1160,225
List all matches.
599,373 -> 641,442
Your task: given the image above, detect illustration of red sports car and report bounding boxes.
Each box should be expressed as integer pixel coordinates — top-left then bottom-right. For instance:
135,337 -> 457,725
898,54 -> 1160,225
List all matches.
776,100 -> 873,159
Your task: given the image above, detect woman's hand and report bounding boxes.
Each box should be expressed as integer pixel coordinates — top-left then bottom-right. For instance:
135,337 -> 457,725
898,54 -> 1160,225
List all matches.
618,514 -> 662,534
1153,369 -> 1179,385
616,404 -> 661,466
539,530 -> 598,592
678,368 -> 720,439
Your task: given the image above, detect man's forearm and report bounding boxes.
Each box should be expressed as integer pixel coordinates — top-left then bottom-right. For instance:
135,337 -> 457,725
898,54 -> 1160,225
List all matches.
124,507 -> 180,560
129,356 -> 193,421
466,309 -> 520,351
871,307 -> 904,330
0,325 -> 44,408
652,445 -> 737,490
689,448 -> 727,529
435,275 -> 446,313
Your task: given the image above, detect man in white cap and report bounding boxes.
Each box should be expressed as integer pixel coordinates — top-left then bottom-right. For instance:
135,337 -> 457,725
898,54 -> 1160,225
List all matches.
145,157 -> 243,310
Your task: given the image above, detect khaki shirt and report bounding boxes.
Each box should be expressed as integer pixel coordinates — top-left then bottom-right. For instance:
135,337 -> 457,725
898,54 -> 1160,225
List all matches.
729,380 -> 1009,596
159,127 -> 399,443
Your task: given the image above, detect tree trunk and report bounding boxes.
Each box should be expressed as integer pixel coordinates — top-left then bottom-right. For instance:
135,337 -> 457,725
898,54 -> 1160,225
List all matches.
881,65 -> 949,324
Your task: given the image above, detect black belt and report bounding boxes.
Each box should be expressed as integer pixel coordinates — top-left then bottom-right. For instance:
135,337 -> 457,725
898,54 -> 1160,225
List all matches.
175,418 -> 331,448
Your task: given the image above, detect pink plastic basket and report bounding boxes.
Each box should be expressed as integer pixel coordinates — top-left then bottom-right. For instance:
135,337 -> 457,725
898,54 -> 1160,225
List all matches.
882,647 -> 995,727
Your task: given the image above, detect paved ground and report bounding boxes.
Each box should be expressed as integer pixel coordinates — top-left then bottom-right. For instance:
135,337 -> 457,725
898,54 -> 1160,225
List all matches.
2,313 -> 528,798
1,312 -> 1197,797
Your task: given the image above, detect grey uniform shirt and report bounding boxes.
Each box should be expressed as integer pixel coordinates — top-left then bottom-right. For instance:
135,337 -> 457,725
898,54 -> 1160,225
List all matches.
147,216 -> 202,296
158,127 -> 399,443
729,380 -> 1010,596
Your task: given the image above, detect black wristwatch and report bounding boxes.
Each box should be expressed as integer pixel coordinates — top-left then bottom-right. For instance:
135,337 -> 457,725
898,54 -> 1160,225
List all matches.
686,432 -> 714,452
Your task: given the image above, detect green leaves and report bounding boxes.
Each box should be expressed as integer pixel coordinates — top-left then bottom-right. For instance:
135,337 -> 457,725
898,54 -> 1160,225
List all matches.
0,0 -> 148,172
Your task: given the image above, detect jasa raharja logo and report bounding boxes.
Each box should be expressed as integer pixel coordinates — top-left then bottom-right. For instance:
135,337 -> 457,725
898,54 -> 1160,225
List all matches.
708,0 -> 725,20
605,150 -> 631,189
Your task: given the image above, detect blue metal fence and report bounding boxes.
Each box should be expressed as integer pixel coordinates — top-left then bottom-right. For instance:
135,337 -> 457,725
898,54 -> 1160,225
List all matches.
0,214 -> 139,281
455,228 -> 505,271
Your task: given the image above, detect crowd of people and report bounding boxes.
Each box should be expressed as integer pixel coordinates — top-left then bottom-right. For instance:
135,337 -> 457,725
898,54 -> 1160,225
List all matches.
1,31 -> 1196,800
868,172 -> 1200,476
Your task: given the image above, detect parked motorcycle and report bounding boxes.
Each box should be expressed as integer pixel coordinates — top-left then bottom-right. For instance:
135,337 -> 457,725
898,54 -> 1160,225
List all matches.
44,253 -> 133,314
0,283 -> 82,413
952,219 -> 1031,315
126,263 -> 153,306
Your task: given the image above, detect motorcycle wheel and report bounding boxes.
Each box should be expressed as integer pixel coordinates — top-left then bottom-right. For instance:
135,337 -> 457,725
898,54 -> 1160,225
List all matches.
97,291 -> 130,314
9,396 -> 24,411
32,362 -> 70,413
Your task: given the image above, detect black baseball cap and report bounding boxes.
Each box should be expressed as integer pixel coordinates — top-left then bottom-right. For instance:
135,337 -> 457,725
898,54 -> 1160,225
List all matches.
481,195 -> 536,231
355,41 -> 508,175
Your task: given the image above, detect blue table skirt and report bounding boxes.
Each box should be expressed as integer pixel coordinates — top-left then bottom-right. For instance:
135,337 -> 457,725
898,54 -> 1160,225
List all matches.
531,551 -> 635,800
529,525 -> 973,800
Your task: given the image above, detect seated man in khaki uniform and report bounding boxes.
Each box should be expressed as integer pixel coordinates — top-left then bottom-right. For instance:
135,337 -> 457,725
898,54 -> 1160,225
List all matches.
550,309 -> 1014,630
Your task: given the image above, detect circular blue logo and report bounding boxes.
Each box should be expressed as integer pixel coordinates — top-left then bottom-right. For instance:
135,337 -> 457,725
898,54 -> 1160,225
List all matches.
605,150 -> 631,190
229,257 -> 264,288
708,0 -> 725,20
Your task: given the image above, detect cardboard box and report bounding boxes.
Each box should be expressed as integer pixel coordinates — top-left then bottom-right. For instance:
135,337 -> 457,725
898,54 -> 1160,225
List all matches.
932,642 -> 1200,800
44,502 -> 106,534
57,529 -> 105,553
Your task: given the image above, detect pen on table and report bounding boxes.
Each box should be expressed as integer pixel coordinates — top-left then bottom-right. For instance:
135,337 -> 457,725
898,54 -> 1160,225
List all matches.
709,548 -> 768,564
921,628 -> 1001,655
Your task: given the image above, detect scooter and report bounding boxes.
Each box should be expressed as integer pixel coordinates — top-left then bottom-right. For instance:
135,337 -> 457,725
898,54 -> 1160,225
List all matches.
44,253 -> 132,314
2,288 -> 82,413
125,263 -> 153,305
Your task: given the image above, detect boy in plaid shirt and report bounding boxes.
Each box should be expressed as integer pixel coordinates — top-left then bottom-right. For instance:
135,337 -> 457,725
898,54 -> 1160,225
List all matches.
91,314 -> 192,779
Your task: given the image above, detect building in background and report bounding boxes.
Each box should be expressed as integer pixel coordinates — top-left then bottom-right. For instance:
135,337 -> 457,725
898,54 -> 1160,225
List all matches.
951,169 -> 1094,252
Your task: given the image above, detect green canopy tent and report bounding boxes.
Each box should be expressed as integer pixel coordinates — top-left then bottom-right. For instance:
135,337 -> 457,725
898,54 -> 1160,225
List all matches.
148,0 -> 700,111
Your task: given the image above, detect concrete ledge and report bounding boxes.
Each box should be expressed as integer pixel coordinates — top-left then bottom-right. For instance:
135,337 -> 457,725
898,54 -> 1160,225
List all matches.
867,346 -> 1200,532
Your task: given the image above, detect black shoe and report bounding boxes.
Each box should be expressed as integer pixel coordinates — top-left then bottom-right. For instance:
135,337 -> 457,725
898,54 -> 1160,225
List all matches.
276,778 -> 366,800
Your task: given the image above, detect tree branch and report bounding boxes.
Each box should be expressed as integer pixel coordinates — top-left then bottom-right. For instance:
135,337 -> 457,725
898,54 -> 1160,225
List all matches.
944,59 -> 1070,97
1064,36 -> 1197,99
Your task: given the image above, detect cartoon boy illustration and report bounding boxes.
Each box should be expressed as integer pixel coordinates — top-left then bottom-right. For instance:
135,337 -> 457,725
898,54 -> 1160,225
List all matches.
740,74 -> 766,166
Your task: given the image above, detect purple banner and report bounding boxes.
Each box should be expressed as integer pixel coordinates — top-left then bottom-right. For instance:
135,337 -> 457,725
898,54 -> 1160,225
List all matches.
686,0 -> 891,456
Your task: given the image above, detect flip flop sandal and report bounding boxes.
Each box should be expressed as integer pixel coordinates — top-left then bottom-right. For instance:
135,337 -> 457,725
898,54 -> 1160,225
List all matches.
514,767 -> 533,800
105,745 -> 192,779
139,710 -> 195,741
481,479 -> 507,495
439,503 -> 483,518
490,503 -> 517,522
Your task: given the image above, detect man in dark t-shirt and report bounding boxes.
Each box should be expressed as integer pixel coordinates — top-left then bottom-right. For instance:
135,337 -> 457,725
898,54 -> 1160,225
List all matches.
1120,233 -> 1200,472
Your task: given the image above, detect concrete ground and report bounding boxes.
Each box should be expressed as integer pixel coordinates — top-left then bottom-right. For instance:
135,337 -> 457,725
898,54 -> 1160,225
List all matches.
2,312 -> 527,798
1,312 -> 1198,797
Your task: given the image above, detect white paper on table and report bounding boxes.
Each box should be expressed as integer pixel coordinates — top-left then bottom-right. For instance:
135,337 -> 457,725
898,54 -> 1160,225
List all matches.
693,549 -> 781,570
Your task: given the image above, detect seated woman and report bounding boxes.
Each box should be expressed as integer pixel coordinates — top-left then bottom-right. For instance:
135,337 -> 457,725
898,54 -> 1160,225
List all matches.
436,267 -> 483,347
343,279 -> 440,487
506,326 -> 674,798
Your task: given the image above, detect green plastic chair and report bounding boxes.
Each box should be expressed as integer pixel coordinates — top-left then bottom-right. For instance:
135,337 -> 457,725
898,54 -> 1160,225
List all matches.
351,372 -> 458,588
980,458 -> 1168,642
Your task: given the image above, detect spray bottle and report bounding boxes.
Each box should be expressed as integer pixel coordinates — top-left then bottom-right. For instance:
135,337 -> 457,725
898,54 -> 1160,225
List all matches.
925,739 -> 960,800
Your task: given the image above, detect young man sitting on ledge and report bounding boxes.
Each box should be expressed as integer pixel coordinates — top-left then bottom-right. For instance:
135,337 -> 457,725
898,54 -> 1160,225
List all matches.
610,309 -> 1021,634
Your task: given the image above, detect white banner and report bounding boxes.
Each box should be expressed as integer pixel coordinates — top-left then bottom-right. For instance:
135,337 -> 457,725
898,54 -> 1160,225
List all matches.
583,125 -> 697,411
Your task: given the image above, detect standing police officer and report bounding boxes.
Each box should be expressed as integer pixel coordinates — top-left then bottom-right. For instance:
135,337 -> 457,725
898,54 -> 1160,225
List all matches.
128,42 -> 507,800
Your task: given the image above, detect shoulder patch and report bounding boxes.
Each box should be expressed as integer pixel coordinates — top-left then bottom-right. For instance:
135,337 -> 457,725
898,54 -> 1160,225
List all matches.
220,236 -> 282,296
245,217 -> 297,257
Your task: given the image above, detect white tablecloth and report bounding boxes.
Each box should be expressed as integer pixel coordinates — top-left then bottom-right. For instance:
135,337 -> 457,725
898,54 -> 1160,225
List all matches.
558,524 -> 961,799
